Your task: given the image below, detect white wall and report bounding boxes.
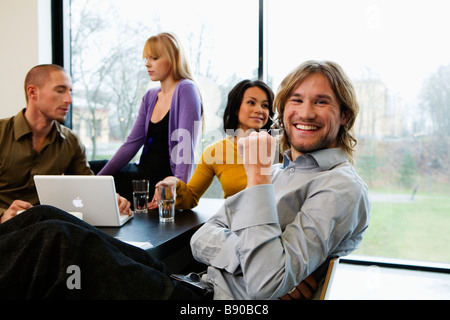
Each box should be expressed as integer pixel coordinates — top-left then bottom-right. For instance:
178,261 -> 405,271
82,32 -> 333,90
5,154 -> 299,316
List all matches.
0,0 -> 51,119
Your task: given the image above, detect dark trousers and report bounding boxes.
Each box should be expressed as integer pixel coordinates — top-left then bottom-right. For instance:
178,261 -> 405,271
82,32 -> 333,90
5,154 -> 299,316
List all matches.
0,205 -> 200,299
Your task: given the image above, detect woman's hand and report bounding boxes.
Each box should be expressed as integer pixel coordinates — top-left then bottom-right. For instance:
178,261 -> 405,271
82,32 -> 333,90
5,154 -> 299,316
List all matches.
148,176 -> 178,210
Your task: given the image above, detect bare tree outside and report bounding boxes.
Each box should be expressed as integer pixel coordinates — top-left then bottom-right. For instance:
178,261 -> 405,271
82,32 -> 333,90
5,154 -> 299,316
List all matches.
71,0 -> 117,160
421,64 -> 450,137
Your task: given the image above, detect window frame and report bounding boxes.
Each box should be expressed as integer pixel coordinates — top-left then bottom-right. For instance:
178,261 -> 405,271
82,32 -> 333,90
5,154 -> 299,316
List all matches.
51,0 -> 72,127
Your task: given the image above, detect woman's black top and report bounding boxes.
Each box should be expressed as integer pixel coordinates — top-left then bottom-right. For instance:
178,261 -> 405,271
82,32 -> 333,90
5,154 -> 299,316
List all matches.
138,111 -> 173,197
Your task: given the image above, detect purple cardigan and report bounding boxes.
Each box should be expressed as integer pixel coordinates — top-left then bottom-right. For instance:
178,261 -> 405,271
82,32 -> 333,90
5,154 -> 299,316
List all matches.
98,79 -> 202,183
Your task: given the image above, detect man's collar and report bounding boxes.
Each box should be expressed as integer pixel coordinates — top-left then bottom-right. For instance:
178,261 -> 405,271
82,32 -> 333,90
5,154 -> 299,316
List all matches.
310,148 -> 347,170
282,148 -> 347,170
13,108 -> 67,141
13,109 -> 32,140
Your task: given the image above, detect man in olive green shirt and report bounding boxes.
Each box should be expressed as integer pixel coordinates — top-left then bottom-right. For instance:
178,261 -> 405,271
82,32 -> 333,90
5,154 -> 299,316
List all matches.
0,64 -> 131,222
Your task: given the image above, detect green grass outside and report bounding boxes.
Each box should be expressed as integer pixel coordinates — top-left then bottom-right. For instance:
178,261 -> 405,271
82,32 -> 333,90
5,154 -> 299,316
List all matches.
353,193 -> 450,264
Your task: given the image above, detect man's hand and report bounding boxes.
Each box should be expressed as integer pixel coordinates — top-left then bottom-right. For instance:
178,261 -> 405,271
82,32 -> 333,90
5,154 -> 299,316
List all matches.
0,200 -> 33,223
149,177 -> 178,210
116,194 -> 132,216
237,131 -> 277,188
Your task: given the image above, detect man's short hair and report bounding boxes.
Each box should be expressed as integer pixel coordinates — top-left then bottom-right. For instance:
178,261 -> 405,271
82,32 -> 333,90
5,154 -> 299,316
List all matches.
24,64 -> 66,103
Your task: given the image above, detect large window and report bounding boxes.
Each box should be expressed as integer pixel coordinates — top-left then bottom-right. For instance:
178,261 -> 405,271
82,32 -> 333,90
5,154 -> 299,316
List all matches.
68,0 -> 450,264
70,0 -> 259,161
267,0 -> 450,264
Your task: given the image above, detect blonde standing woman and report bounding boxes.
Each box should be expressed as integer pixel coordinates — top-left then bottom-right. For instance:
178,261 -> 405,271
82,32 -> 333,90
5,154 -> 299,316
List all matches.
98,32 -> 203,201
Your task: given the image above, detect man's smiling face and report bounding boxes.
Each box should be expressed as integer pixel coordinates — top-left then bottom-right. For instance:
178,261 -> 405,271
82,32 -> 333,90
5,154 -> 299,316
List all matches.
283,72 -> 348,159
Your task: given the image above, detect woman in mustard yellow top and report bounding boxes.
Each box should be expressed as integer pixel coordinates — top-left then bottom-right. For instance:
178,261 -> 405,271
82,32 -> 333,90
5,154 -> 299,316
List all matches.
149,79 -> 274,209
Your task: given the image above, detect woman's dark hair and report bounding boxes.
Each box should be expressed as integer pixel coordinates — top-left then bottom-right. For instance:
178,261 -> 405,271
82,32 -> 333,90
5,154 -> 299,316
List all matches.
223,79 -> 274,132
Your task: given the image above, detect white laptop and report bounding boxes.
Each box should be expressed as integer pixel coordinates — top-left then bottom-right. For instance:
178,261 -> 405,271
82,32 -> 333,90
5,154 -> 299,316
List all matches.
34,175 -> 132,227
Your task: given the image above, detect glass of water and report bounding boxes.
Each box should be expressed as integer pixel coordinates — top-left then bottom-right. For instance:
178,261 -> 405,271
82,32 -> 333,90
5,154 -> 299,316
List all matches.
158,186 -> 176,222
132,179 -> 149,213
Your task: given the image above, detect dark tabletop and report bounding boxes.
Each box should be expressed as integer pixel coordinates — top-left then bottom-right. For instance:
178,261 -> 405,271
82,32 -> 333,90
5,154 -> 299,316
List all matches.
99,198 -> 224,261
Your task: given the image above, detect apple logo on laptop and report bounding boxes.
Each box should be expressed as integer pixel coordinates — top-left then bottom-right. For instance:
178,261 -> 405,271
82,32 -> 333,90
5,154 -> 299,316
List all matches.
72,197 -> 84,208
